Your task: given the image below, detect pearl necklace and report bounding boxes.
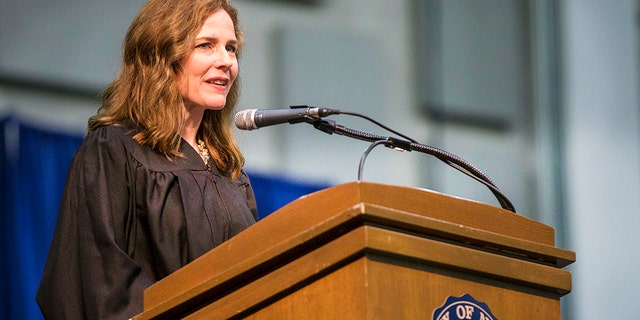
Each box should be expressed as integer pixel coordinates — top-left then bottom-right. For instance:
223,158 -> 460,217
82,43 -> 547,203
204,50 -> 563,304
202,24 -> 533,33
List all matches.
196,139 -> 211,170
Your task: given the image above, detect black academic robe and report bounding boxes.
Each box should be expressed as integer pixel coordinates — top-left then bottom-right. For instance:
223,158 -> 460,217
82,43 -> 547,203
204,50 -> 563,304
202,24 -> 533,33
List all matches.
36,122 -> 258,319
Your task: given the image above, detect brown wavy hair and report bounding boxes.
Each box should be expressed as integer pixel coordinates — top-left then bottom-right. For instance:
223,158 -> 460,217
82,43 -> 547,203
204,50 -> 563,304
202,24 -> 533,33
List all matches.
88,0 -> 245,179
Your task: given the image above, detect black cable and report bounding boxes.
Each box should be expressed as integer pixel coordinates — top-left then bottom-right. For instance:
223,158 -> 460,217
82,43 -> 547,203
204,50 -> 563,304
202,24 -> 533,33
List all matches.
335,110 -> 419,143
357,140 -> 388,181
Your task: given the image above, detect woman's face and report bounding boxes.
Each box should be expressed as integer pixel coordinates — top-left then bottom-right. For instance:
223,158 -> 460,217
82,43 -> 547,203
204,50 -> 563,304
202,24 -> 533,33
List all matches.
178,9 -> 239,113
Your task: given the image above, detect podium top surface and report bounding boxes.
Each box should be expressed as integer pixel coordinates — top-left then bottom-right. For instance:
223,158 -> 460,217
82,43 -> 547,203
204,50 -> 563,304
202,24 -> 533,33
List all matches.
300,181 -> 555,244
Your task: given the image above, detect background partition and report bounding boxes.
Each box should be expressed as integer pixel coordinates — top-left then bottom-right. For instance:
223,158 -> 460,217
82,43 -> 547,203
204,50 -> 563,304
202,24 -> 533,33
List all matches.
1,0 -> 639,319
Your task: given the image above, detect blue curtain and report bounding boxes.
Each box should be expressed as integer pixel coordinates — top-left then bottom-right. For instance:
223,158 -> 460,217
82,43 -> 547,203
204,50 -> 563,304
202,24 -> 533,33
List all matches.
1,115 -> 84,319
0,115 -> 9,319
249,172 -> 330,220
0,115 -> 328,319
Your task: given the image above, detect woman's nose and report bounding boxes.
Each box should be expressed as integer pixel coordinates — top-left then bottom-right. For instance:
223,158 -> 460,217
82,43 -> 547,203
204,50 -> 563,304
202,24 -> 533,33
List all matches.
214,48 -> 234,70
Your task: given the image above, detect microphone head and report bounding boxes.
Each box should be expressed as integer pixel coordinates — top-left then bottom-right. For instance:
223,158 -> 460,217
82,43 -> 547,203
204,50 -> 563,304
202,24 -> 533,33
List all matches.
234,109 -> 258,130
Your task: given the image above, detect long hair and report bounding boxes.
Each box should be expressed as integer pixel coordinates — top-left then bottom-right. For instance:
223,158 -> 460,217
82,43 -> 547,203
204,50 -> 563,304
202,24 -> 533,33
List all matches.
88,0 -> 245,179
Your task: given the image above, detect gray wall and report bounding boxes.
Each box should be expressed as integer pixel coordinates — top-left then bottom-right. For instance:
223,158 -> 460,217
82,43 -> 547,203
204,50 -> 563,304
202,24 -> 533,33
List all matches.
561,0 -> 640,318
1,0 -> 639,318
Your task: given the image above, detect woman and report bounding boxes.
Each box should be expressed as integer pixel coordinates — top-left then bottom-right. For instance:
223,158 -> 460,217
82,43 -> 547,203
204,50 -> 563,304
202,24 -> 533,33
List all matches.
36,0 -> 258,318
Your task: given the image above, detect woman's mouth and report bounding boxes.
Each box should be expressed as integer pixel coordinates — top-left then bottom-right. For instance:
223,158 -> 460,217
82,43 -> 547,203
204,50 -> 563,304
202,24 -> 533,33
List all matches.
206,77 -> 229,88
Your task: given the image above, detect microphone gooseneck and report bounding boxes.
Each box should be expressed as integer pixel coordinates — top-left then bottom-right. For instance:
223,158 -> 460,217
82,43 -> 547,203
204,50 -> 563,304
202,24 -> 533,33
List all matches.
314,118 -> 516,213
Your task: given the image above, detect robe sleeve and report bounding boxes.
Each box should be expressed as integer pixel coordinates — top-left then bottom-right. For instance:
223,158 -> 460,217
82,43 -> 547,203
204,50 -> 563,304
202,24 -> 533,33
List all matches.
37,126 -> 153,320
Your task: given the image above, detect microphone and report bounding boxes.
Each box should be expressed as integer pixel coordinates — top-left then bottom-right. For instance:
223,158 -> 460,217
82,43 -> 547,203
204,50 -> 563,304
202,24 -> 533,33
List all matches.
234,106 -> 339,130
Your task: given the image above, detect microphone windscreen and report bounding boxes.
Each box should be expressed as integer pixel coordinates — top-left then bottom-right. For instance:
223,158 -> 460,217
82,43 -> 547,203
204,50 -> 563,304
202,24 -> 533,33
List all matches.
234,109 -> 257,130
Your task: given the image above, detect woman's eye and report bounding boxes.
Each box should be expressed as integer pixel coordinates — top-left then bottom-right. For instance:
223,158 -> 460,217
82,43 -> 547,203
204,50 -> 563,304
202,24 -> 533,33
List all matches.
225,45 -> 237,53
196,43 -> 212,49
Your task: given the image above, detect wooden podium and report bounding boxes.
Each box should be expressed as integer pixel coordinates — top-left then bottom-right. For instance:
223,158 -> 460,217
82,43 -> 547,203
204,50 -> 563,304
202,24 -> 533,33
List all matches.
133,182 -> 575,319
